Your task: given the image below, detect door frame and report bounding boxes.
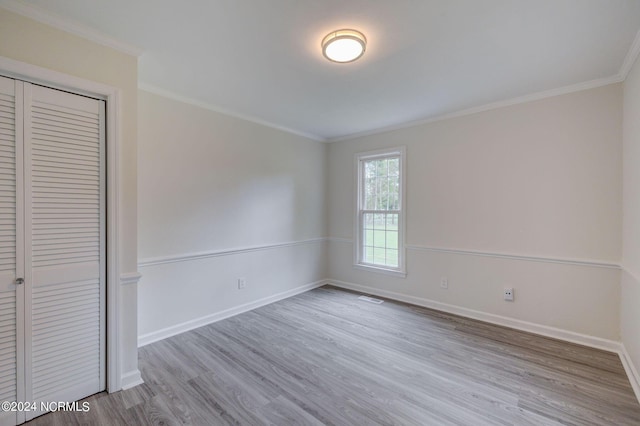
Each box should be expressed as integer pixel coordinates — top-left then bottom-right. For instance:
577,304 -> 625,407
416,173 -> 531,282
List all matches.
0,55 -> 126,392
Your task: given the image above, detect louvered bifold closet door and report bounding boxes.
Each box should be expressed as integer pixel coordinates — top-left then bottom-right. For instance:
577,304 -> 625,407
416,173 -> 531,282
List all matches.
0,76 -> 23,426
23,82 -> 105,421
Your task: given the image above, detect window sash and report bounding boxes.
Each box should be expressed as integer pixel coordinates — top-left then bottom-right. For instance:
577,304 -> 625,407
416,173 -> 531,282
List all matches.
361,156 -> 400,212
360,211 -> 400,268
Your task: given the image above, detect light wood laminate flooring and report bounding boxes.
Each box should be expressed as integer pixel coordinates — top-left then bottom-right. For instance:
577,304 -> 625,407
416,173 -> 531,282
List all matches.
28,285 -> 640,425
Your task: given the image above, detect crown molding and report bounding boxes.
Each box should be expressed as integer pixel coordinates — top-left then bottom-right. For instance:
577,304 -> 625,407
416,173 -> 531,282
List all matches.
620,27 -> 640,80
328,74 -> 623,142
0,0 -> 143,57
138,83 -> 326,142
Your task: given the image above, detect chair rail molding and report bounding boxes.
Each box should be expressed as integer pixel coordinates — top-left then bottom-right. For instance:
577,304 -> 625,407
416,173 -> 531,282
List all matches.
138,237 -> 328,268
328,237 -> 620,270
120,271 -> 142,286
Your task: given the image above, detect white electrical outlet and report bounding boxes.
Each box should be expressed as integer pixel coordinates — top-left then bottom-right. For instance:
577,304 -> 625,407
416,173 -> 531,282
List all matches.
440,277 -> 448,289
238,278 -> 246,289
504,288 -> 514,301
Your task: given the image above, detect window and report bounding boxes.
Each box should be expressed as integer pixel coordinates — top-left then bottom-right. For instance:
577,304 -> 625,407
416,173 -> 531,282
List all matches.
355,147 -> 405,276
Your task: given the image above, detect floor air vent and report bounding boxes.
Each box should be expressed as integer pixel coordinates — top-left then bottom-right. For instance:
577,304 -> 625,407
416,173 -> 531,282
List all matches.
358,295 -> 384,304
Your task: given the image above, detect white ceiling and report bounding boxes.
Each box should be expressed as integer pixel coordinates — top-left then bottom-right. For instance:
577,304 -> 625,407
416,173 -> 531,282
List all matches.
8,0 -> 640,141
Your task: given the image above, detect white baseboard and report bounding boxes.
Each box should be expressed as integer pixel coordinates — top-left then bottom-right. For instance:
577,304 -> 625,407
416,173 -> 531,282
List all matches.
138,279 -> 327,347
328,279 -> 622,353
120,369 -> 144,390
620,345 -> 640,403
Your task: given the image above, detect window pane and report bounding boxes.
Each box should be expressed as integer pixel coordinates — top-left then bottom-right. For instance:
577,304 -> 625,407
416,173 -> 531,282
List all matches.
390,189 -> 398,211
386,213 -> 398,230
374,214 -> 385,248
386,249 -> 399,267
374,213 -> 384,229
365,160 -> 376,179
364,178 -> 374,210
364,229 -> 374,247
363,246 -> 374,264
386,231 -> 398,250
373,247 -> 386,265
364,213 -> 374,228
389,158 -> 399,176
391,175 -> 399,210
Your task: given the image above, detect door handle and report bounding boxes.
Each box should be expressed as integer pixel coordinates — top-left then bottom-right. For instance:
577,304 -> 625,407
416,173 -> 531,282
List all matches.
15,277 -> 24,285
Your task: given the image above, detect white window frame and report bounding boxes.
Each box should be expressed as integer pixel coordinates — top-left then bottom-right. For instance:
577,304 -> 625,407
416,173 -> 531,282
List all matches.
354,146 -> 406,277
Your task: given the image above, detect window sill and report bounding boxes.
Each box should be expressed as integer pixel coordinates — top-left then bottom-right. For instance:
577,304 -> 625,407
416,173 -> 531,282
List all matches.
354,264 -> 407,278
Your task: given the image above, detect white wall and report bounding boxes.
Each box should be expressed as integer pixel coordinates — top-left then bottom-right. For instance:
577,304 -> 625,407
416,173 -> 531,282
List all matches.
137,90 -> 327,343
0,9 -> 140,385
622,55 -> 640,383
328,84 -> 623,341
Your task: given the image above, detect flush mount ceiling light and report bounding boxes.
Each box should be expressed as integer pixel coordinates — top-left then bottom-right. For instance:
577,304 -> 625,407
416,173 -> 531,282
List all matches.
322,29 -> 367,63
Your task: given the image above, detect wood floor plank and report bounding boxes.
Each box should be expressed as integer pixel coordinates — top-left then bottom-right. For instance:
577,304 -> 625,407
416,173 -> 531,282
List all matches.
257,395 -> 326,426
26,285 -> 640,425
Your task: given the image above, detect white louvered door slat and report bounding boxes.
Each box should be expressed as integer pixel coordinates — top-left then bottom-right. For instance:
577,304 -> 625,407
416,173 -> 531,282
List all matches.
0,75 -> 23,426
24,82 -> 105,422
